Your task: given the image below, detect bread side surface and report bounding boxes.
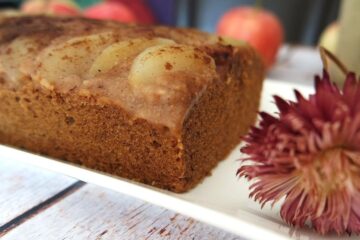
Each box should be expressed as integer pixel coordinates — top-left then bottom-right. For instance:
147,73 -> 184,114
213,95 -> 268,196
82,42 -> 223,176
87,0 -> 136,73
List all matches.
179,46 -> 264,191
0,84 -> 189,191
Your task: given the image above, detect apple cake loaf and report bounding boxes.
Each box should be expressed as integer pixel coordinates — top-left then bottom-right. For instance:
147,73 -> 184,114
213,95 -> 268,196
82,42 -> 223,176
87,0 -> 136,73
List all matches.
0,16 -> 264,192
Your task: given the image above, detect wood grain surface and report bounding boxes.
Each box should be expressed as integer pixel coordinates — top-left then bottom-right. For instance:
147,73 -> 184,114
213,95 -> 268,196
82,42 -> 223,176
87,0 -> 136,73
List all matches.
1,184 -> 241,240
0,158 -> 76,226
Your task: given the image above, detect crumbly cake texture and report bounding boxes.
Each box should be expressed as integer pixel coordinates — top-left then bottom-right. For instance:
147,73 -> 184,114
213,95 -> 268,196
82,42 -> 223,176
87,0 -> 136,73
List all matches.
0,16 -> 264,192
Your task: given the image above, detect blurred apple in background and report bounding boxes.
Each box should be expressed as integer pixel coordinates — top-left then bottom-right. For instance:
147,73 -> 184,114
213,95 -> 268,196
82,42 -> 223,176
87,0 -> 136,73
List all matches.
106,0 -> 155,24
83,2 -> 136,23
21,0 -> 155,24
318,22 -> 339,53
21,0 -> 80,16
217,7 -> 284,69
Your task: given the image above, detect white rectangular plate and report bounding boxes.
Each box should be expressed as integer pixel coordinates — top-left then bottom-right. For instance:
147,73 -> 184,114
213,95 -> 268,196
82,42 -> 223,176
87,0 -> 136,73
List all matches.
1,80 -> 354,240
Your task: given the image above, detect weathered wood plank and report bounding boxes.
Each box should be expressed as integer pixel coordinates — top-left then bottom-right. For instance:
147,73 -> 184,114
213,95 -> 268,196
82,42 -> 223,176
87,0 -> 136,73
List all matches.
0,158 -> 77,226
1,184 -> 242,240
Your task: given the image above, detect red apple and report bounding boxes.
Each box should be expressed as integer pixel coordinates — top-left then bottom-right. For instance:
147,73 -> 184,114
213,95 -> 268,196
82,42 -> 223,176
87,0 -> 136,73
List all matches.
107,0 -> 155,24
48,2 -> 79,16
83,2 -> 137,23
217,7 -> 284,69
21,0 -> 80,16
21,0 -> 47,14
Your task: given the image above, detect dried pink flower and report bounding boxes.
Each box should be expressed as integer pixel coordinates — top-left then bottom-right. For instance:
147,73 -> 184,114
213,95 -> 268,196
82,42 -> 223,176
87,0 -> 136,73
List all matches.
238,70 -> 360,235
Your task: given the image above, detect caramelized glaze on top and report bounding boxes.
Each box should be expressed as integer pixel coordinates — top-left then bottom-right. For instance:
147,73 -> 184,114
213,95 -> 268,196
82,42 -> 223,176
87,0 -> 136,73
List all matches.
0,16 -> 247,131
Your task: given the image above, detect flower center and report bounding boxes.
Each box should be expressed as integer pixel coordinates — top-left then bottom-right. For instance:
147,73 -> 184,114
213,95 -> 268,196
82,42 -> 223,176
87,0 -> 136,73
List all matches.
300,148 -> 353,195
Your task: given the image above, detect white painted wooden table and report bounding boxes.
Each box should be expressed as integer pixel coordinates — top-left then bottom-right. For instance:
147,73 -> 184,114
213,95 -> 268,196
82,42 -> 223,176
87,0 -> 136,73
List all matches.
0,45 -> 322,240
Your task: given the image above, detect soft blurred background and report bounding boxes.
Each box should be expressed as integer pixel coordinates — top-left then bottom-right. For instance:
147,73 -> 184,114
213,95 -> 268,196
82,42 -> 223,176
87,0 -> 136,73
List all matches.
0,0 -> 358,83
0,0 -> 340,44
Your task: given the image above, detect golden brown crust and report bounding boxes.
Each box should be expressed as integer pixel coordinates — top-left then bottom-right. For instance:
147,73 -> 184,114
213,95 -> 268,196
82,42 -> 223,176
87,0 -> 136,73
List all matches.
0,16 -> 264,192
0,16 -> 231,131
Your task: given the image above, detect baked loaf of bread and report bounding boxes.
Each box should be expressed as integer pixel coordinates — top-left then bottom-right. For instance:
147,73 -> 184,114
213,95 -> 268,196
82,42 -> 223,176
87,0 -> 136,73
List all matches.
0,16 -> 264,192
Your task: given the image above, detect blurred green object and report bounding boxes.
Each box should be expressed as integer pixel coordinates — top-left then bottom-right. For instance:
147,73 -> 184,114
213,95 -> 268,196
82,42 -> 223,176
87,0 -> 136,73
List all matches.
75,0 -> 101,8
337,0 -> 360,78
19,0 -> 101,8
